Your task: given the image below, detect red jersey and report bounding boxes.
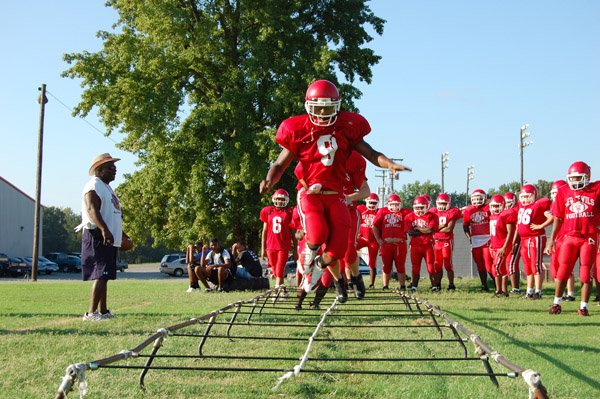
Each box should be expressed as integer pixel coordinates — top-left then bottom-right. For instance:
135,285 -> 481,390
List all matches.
517,198 -> 552,237
260,206 -> 293,251
276,112 -> 370,193
551,181 -> 600,235
342,151 -> 367,206
430,207 -> 462,240
357,205 -> 377,241
372,207 -> 411,240
490,208 -> 517,249
404,211 -> 439,246
462,204 -> 491,237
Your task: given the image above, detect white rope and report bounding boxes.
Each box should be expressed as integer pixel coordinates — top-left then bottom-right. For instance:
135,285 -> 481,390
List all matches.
272,298 -> 339,390
522,369 -> 542,399
75,363 -> 88,398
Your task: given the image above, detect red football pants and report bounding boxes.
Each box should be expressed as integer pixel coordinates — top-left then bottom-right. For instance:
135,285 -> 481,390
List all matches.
434,239 -> 454,273
380,242 -> 407,274
410,243 -> 436,276
520,236 -> 545,276
472,245 -> 493,274
297,190 -> 350,260
357,236 -> 379,270
267,249 -> 287,278
556,234 -> 597,283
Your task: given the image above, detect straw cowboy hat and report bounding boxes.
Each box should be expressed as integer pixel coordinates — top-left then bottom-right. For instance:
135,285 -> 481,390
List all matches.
88,153 -> 121,176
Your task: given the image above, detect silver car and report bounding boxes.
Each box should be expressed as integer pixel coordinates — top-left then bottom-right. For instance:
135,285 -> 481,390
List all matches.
23,257 -> 59,275
159,254 -> 187,277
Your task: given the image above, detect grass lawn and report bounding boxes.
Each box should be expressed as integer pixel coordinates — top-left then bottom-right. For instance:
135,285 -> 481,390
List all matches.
0,276 -> 598,398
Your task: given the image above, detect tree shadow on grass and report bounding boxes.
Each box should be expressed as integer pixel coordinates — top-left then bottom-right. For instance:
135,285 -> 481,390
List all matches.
446,310 -> 600,392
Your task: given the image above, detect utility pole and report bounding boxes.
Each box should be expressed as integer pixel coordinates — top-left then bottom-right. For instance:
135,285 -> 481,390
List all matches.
375,169 -> 387,208
519,124 -> 533,187
388,158 -> 404,193
32,84 -> 48,282
466,165 -> 475,207
441,152 -> 449,192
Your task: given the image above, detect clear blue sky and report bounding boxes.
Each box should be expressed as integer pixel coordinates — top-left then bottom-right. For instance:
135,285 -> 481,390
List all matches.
1,1 -> 599,212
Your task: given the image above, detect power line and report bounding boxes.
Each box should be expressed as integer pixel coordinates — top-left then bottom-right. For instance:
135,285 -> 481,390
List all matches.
45,90 -> 118,144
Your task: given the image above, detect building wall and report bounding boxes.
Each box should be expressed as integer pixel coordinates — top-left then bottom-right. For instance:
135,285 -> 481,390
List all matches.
0,177 -> 42,257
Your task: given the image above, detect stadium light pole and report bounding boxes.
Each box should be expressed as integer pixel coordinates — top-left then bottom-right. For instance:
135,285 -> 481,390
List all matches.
466,165 -> 474,207
441,152 -> 449,193
519,124 -> 533,187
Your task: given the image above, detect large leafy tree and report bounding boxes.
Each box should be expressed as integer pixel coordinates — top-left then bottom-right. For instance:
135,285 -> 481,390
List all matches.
63,0 -> 384,249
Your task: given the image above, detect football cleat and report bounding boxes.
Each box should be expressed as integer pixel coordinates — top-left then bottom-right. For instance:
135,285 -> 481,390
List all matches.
333,278 -> 348,303
549,304 -> 562,314
577,308 -> 590,316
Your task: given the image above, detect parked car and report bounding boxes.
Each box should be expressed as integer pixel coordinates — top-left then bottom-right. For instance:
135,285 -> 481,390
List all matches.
358,257 -> 381,275
160,253 -> 187,277
116,258 -> 128,272
23,257 -> 59,274
45,252 -> 81,273
0,253 -> 10,277
8,257 -> 31,277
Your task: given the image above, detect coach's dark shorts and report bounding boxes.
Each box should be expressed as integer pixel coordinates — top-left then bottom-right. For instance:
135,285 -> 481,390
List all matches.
81,229 -> 118,281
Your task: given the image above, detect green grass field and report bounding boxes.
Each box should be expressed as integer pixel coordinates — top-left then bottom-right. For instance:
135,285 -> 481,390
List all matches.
0,276 -> 598,398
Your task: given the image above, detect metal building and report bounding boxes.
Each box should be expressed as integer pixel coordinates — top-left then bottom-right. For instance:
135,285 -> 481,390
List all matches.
0,176 -> 42,257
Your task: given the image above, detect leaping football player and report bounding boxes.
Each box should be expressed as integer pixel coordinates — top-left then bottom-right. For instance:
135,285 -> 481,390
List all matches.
260,79 -> 410,303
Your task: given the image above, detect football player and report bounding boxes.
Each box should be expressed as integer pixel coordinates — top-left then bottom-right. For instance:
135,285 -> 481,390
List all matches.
430,193 -> 462,291
463,189 -> 493,291
405,196 -> 440,291
372,194 -> 410,290
260,189 -> 296,293
260,80 -> 410,303
547,161 -> 600,316
515,184 -> 551,299
357,193 -> 381,287
503,192 -> 522,293
488,195 -> 517,297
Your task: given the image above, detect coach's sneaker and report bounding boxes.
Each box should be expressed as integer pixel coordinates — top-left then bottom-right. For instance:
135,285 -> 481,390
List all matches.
82,311 -> 104,321
100,310 -> 116,319
549,304 -> 562,314
351,274 -> 366,299
186,287 -> 200,293
577,307 -> 590,316
333,278 -> 348,303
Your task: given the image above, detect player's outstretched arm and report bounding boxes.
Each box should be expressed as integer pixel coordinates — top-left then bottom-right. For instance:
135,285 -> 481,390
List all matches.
259,148 -> 295,194
354,140 -> 411,173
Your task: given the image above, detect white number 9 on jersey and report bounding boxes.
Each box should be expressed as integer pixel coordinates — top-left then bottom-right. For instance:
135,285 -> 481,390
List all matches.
317,135 -> 338,166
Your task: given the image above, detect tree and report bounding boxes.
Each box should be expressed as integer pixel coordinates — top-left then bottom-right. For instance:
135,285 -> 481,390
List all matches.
396,180 -> 441,208
63,0 -> 384,249
42,207 -> 81,254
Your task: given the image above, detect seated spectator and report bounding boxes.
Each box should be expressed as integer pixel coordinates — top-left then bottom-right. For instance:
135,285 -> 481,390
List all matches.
231,241 -> 263,279
195,238 -> 234,292
185,240 -> 207,292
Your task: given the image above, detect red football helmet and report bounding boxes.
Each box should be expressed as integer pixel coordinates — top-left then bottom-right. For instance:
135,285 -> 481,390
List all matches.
503,192 -> 517,208
387,194 -> 402,212
304,80 -> 341,127
471,189 -> 487,206
566,161 -> 591,190
413,196 -> 428,216
436,193 -> 451,211
272,189 -> 289,208
550,179 -> 567,201
519,184 -> 537,206
489,194 -> 505,215
365,193 -> 379,211
422,194 -> 432,210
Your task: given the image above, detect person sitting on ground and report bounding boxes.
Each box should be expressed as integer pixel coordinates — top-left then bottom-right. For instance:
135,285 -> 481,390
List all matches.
185,240 -> 207,292
195,238 -> 234,292
231,241 -> 263,279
